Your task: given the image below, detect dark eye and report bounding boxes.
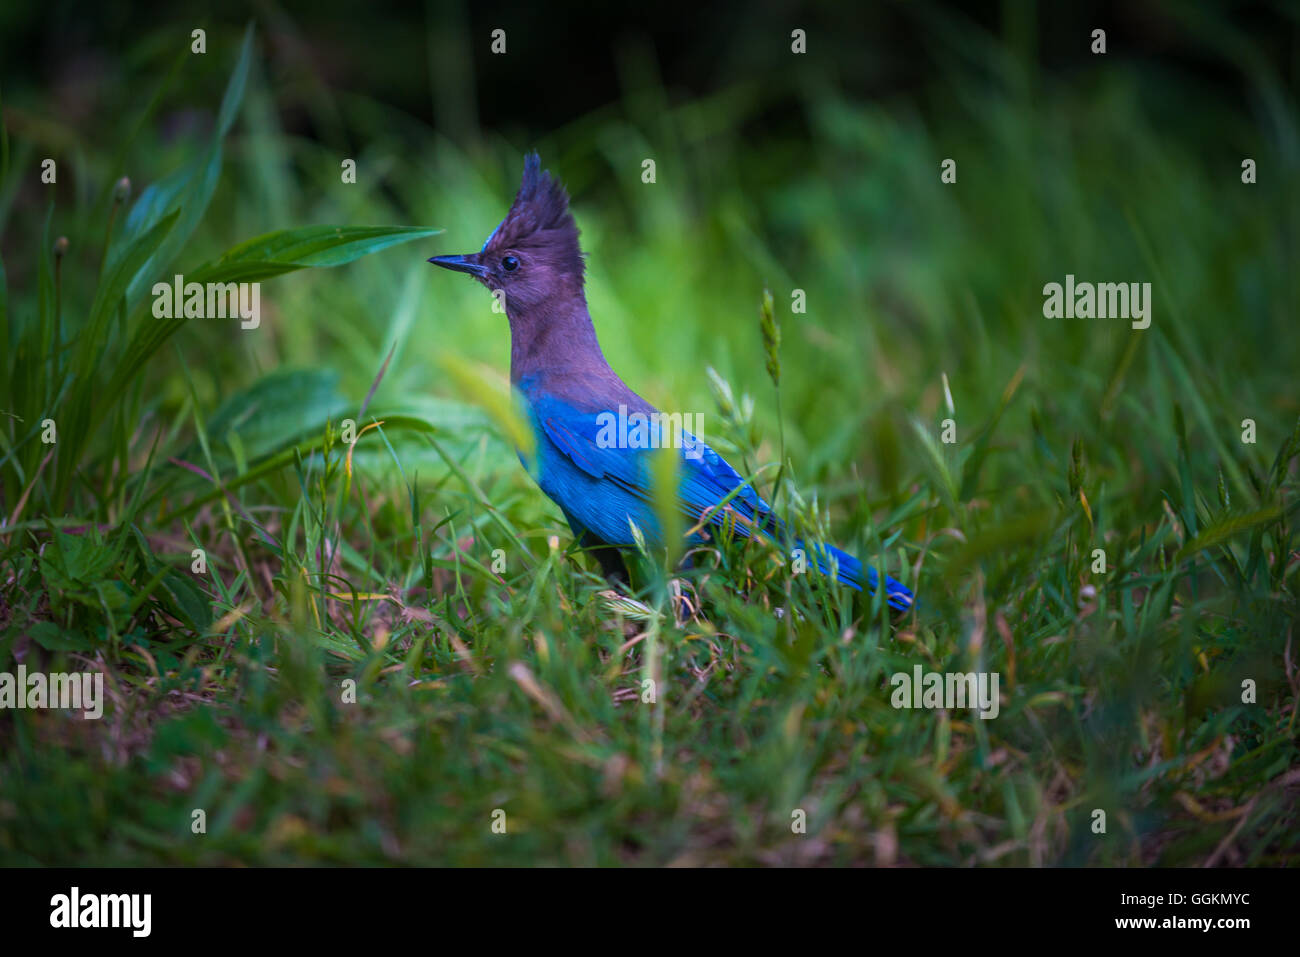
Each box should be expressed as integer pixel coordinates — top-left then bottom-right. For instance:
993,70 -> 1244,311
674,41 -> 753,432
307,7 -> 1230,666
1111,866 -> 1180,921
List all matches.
502,255 -> 519,272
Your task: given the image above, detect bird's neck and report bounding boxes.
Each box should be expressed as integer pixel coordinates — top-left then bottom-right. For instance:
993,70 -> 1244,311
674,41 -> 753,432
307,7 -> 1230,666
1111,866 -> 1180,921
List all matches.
507,293 -> 610,383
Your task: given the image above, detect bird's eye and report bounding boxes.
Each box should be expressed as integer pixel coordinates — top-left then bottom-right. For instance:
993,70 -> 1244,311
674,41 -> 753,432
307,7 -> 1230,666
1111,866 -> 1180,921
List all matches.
502,255 -> 520,272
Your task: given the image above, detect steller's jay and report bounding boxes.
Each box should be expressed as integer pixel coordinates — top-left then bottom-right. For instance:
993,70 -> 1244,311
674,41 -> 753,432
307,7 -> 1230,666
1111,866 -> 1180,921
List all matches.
430,154 -> 912,611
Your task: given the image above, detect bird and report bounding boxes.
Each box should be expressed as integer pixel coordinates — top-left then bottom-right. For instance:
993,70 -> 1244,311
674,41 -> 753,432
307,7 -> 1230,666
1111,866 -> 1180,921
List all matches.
429,153 -> 913,611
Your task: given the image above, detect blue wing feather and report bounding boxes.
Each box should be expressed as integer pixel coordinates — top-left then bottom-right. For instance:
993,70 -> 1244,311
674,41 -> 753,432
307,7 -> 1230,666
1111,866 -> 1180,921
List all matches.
525,392 -> 912,610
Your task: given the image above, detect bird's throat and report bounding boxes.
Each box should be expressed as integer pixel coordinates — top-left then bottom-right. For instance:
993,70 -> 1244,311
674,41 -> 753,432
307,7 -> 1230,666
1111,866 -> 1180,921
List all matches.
507,296 -> 609,383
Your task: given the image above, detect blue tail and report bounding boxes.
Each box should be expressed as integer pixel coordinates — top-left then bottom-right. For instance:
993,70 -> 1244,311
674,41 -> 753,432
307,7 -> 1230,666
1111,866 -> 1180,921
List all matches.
802,541 -> 913,612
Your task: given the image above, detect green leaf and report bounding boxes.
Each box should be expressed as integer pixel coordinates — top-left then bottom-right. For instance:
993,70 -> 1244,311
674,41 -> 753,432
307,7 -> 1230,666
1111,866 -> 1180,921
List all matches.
28,622 -> 94,652
190,225 -> 443,283
200,367 -> 351,463
39,531 -> 115,589
119,159 -> 200,248
104,225 -> 439,417
160,571 -> 212,633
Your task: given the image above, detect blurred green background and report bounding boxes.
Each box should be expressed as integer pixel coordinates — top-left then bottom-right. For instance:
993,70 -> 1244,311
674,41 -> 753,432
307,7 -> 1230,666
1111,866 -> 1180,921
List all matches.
1,1 -> 1295,439
0,1 -> 1296,865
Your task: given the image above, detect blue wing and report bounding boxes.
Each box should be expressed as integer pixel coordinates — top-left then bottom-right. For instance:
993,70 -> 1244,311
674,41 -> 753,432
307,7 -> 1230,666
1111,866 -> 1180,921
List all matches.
523,393 -> 913,611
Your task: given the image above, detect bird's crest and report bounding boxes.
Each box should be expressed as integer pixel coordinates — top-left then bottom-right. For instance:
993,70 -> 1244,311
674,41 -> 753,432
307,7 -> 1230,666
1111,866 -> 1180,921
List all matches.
482,153 -> 584,279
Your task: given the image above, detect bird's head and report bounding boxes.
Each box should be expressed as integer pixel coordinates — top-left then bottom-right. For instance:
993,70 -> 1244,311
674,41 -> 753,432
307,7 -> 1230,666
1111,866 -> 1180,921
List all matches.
428,152 -> 584,313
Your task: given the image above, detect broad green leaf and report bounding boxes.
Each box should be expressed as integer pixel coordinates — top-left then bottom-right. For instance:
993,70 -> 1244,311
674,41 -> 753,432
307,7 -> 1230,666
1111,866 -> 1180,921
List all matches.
28,621 -> 94,652
39,531 -> 115,594
120,159 -> 199,247
160,571 -> 212,632
105,224 -> 439,416
200,367 -> 351,463
189,225 -> 443,283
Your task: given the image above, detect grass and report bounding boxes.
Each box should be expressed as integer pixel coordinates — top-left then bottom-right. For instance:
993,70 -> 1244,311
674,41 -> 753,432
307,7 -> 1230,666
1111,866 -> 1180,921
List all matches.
1,12 -> 1297,865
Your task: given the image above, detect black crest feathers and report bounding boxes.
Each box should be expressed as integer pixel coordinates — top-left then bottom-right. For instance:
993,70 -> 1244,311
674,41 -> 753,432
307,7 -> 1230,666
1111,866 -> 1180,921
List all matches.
484,152 -> 584,279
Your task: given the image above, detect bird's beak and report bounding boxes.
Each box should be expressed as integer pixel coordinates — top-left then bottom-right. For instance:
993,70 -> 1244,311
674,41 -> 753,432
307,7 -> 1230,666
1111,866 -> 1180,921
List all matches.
427,253 -> 488,278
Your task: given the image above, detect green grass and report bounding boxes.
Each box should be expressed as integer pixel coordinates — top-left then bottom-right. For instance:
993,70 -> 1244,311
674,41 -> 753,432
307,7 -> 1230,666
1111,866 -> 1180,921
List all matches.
1,14 -> 1297,865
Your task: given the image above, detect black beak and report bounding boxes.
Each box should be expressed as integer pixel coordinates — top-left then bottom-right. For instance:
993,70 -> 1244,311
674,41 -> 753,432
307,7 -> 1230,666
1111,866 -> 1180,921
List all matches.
428,253 -> 488,278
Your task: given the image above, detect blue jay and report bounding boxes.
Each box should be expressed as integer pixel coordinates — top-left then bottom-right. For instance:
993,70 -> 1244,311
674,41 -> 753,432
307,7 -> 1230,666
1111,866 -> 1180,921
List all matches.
430,154 -> 912,611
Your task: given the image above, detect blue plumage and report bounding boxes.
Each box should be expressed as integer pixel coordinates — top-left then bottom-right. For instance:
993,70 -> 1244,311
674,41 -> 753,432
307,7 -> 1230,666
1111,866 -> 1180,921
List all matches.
522,379 -> 912,609
430,153 -> 912,612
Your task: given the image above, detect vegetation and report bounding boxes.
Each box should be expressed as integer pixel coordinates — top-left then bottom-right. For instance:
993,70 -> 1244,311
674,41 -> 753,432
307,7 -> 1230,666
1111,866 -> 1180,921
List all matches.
1,11 -> 1296,865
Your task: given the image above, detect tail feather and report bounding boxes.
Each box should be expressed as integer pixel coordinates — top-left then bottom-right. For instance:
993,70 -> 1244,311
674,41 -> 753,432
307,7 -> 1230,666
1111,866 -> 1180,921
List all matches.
803,541 -> 913,612
744,507 -> 913,612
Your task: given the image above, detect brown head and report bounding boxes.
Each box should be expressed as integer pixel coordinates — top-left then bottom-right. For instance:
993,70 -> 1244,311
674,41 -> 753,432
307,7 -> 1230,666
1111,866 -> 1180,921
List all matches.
429,153 -> 585,316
